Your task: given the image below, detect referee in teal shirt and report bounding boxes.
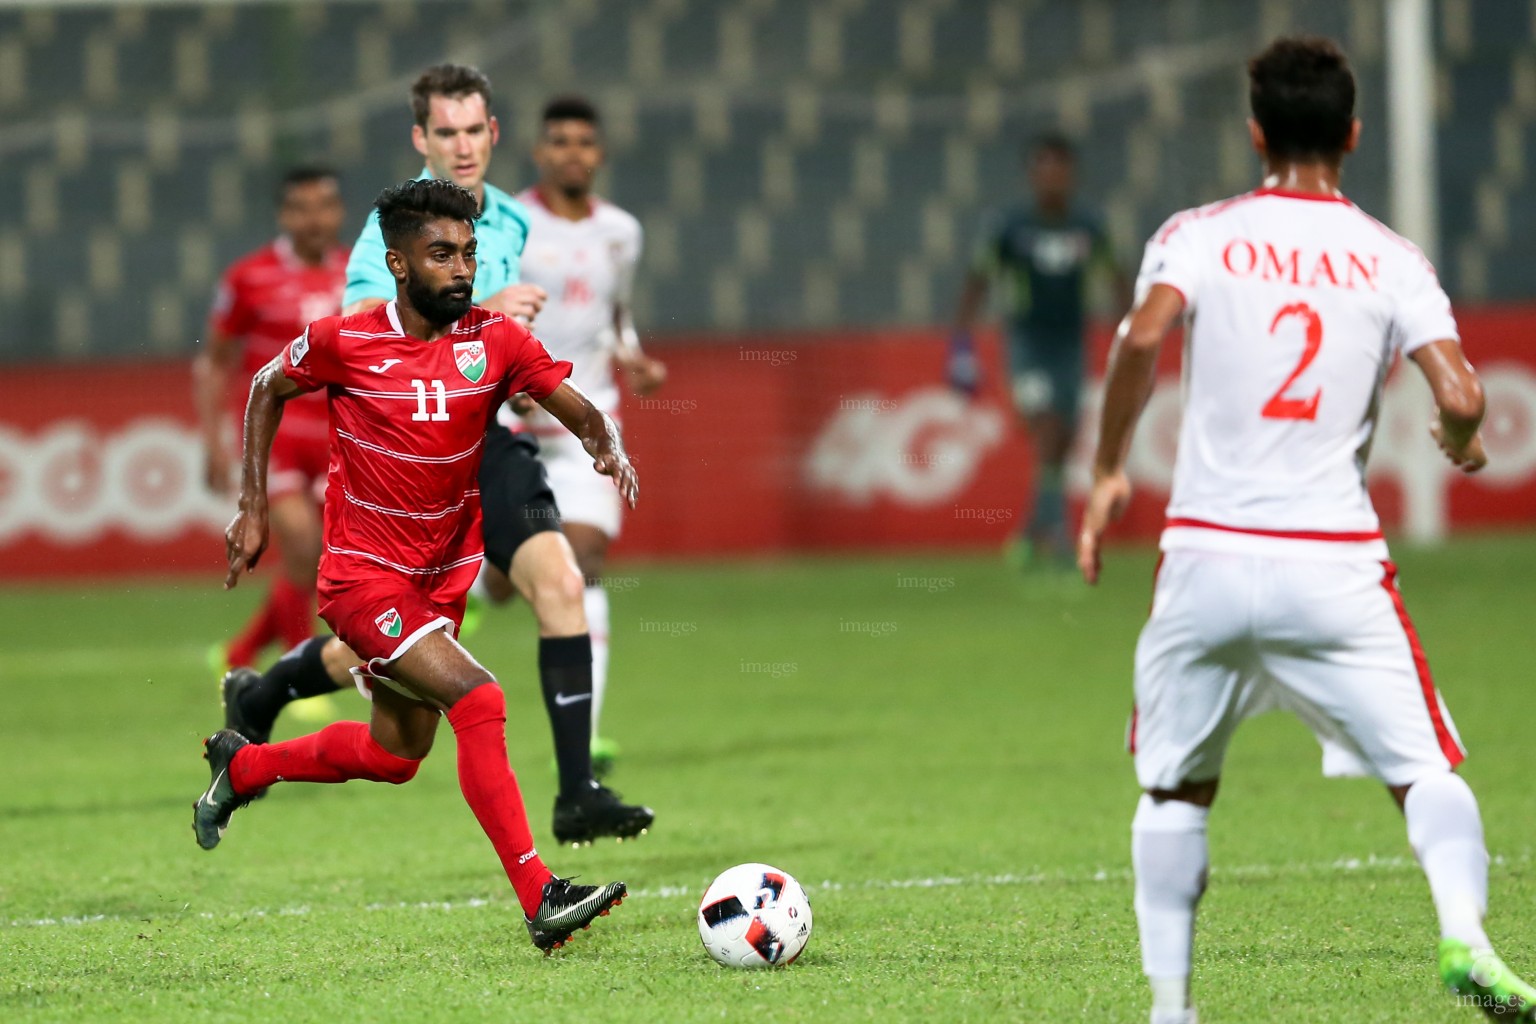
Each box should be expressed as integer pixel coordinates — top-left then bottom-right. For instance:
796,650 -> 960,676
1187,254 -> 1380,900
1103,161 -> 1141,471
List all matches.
342,68 -> 542,321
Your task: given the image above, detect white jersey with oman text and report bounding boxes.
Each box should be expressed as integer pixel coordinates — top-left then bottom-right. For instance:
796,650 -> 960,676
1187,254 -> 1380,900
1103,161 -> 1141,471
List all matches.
1135,186 -> 1458,561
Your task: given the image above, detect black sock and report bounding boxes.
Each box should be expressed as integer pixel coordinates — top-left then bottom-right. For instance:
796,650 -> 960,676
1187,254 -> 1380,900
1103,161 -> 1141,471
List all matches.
539,634 -> 594,798
239,636 -> 339,737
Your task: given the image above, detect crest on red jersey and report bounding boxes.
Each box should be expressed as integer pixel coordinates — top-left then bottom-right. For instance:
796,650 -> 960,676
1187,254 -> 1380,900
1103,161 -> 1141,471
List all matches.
453,341 -> 486,383
375,608 -> 402,638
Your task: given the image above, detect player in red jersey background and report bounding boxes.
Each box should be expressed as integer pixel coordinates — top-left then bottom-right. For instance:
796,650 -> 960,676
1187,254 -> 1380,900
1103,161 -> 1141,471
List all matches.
194,166 -> 348,670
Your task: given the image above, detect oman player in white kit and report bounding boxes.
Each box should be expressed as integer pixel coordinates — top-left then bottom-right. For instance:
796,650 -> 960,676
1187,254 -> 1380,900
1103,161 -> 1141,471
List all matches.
1078,39 -> 1536,1023
506,96 -> 666,774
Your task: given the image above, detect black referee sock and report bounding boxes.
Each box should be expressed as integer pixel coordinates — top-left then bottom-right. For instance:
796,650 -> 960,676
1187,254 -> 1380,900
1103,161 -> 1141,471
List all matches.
539,634 -> 595,798
240,636 -> 339,736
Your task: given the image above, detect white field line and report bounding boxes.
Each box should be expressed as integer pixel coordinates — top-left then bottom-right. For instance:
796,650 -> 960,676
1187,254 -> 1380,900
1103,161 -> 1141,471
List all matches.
6,853 -> 1522,931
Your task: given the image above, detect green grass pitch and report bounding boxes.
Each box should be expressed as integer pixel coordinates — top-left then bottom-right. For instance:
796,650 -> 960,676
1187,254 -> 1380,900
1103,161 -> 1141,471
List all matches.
3,537 -> 1535,1022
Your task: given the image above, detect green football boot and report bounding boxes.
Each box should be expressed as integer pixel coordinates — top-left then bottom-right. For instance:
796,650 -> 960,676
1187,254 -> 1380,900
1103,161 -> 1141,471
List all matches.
458,592 -> 486,640
590,736 -> 620,781
1440,939 -> 1536,1020
207,642 -> 232,681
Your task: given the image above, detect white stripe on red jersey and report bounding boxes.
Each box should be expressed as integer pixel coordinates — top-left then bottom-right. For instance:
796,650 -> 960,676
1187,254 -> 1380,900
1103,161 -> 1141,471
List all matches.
1136,187 -> 1458,559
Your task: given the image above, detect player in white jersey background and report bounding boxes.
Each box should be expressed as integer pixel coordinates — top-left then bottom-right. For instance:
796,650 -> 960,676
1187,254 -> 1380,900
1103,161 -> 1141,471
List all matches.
1076,37 -> 1535,1024
503,97 -> 666,776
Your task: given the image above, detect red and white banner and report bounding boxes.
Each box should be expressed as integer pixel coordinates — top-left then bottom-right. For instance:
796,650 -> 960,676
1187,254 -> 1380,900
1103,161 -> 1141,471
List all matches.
3,308 -> 1535,579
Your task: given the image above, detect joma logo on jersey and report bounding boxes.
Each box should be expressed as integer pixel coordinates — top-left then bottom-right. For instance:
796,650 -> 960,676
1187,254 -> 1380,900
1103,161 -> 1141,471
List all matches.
375,608 -> 403,638
1222,239 -> 1379,291
453,341 -> 486,383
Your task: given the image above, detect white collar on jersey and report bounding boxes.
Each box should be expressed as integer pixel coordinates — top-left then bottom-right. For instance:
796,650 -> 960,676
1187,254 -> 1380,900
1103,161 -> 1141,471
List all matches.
385,298 -> 468,339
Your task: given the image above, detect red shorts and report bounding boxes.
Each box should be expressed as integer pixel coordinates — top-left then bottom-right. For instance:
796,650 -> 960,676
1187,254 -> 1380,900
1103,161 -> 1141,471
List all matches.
267,427 -> 329,503
317,572 -> 467,669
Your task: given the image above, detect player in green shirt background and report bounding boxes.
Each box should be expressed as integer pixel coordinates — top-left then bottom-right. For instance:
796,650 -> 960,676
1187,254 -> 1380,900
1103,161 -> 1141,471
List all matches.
950,134 -> 1130,569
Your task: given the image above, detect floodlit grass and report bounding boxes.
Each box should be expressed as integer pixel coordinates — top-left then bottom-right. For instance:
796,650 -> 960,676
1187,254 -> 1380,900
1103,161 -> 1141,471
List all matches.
3,537 -> 1534,1022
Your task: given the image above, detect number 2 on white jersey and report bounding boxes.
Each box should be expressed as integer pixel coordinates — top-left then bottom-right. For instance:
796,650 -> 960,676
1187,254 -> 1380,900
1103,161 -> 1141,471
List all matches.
411,379 -> 450,422
1262,302 -> 1323,421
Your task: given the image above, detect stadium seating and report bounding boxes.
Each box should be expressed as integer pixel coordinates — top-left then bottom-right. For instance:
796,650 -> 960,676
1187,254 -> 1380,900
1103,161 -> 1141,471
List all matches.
0,0 -> 1529,360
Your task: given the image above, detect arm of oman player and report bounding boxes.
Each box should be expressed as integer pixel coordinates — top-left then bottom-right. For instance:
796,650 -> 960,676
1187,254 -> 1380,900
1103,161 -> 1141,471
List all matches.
609,231 -> 665,395
1411,339 -> 1488,473
223,355 -> 305,590
538,380 -> 640,509
1077,283 -> 1186,585
612,304 -> 666,396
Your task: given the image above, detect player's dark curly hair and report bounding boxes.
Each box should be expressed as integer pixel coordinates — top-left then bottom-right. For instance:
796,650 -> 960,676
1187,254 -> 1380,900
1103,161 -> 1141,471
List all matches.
410,63 -> 493,126
374,178 -> 480,250
542,94 -> 600,126
1249,36 -> 1356,162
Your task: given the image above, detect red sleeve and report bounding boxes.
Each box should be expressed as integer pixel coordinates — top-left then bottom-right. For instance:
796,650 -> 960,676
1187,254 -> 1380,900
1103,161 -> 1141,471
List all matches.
280,317 -> 340,393
502,318 -> 573,400
209,265 -> 254,338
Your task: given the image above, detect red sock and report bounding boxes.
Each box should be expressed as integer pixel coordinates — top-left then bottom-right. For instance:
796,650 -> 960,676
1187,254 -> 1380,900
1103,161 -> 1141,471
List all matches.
226,586 -> 281,667
269,577 -> 316,651
229,721 -> 419,793
445,683 -> 551,916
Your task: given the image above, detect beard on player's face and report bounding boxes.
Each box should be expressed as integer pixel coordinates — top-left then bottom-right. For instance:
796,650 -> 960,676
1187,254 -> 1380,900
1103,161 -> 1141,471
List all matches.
404,266 -> 473,326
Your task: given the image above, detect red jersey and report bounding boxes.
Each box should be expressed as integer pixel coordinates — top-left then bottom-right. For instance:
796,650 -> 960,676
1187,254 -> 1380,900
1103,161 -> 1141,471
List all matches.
281,301 -> 573,590
211,237 -> 348,438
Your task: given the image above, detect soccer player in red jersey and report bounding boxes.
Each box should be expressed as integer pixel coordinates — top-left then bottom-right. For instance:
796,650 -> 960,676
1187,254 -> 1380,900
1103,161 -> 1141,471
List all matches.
218,66 -> 655,847
195,167 -> 348,668
193,179 -> 632,952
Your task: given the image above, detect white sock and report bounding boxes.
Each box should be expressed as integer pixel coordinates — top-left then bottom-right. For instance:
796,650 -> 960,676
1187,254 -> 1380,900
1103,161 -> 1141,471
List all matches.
1405,771 -> 1491,949
584,584 -> 610,736
1133,794 -> 1209,1013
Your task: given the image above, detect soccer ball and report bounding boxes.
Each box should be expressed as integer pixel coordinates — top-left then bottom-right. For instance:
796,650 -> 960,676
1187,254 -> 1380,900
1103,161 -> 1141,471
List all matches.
697,863 -> 813,968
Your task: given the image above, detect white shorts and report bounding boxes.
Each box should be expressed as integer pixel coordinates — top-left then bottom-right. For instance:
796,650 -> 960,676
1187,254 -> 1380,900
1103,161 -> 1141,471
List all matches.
538,431 -> 623,539
1131,550 -> 1466,791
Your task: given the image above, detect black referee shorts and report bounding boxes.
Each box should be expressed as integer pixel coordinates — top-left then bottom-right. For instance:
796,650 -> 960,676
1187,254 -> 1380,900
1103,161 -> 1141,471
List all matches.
478,424 -> 562,574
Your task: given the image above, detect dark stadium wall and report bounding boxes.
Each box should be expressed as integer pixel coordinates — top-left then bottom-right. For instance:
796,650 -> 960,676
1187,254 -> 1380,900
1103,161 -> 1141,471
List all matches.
4,309 -> 1536,579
